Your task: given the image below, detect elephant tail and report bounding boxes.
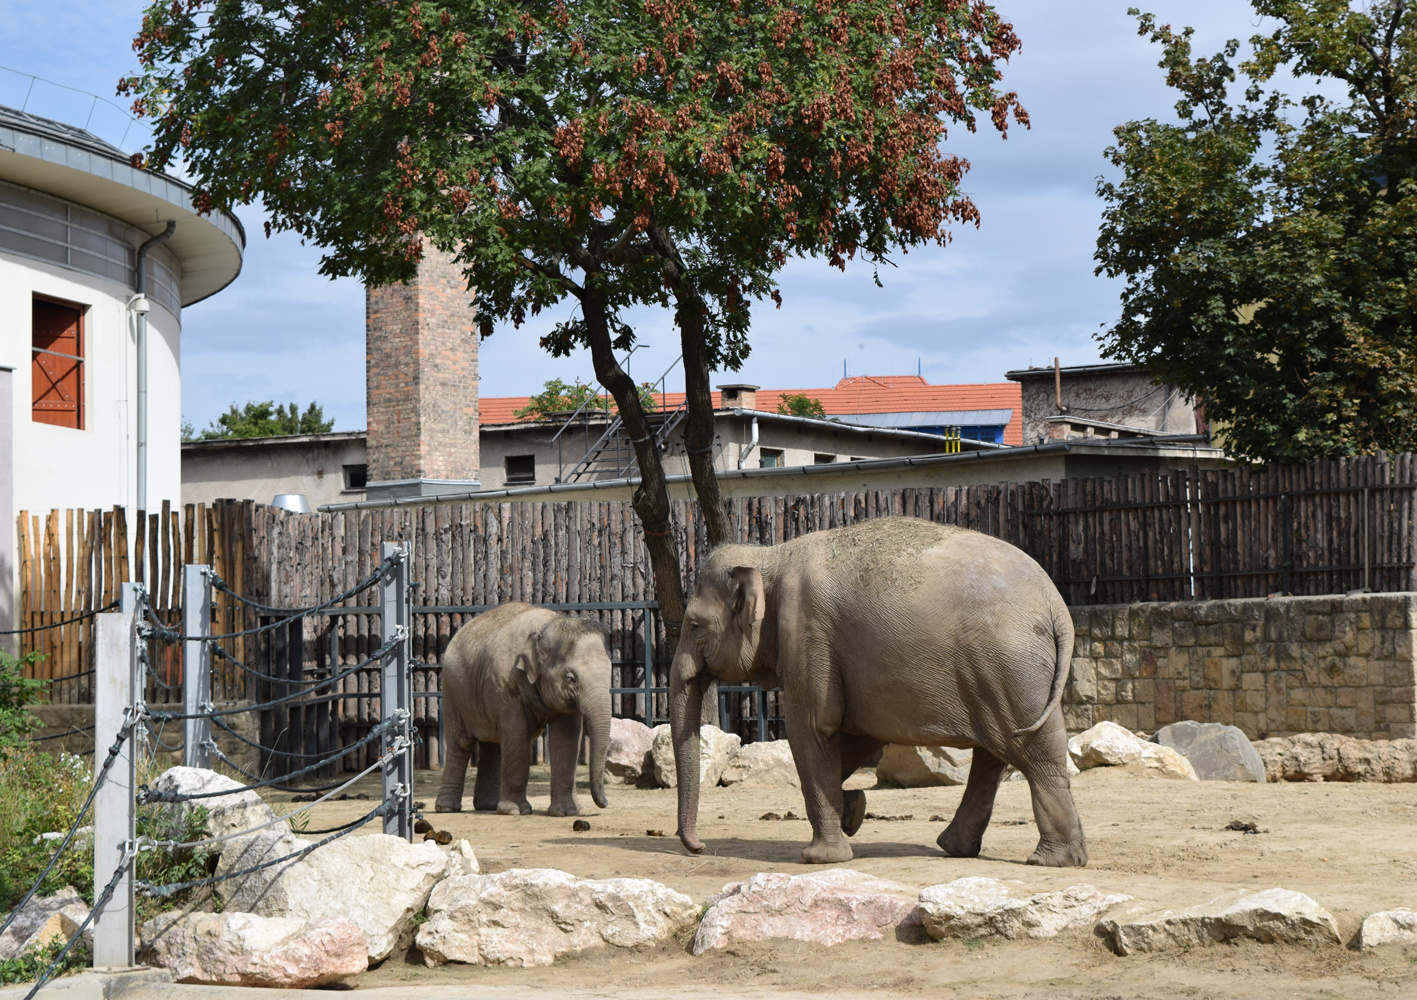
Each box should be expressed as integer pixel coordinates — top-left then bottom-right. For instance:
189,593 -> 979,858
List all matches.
1012,598 -> 1073,737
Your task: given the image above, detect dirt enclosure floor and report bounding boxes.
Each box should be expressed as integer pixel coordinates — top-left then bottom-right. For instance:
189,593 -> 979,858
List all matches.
266,764 -> 1417,1000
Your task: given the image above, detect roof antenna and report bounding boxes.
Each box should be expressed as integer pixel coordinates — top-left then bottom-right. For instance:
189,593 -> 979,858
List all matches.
843,359 -> 847,379
917,357 -> 921,377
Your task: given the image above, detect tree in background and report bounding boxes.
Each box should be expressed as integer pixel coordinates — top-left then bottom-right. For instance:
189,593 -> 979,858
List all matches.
1097,3 -> 1417,463
127,0 -> 1025,642
512,378 -> 657,420
776,393 -> 827,419
188,402 -> 335,441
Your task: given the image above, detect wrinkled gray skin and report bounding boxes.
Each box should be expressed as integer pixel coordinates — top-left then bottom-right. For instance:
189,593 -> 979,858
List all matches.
670,518 -> 1085,866
435,603 -> 611,816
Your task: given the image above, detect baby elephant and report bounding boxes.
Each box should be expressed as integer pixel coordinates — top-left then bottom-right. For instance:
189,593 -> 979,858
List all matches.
435,603 -> 612,816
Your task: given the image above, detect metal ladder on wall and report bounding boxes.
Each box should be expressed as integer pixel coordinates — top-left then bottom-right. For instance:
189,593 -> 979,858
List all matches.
555,353 -> 686,483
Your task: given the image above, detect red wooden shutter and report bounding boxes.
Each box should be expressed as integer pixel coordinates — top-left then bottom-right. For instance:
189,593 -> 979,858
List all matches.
32,299 -> 84,429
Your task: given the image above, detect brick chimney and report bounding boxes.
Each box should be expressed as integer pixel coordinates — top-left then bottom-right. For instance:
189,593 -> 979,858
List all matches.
717,384 -> 759,410
364,243 -> 480,499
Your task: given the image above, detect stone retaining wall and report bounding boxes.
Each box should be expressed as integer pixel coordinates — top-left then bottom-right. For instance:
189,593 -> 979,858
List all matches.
1065,594 -> 1417,740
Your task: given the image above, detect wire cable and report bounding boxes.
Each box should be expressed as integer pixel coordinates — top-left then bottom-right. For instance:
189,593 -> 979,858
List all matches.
213,641 -> 366,687
0,601 -> 118,634
202,731 -> 396,794
22,853 -> 130,1000
137,800 -> 391,898
210,712 -> 364,761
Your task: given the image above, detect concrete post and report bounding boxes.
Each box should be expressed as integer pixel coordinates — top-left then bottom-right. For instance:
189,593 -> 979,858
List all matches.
92,607 -> 138,968
380,542 -> 413,840
183,565 -> 212,768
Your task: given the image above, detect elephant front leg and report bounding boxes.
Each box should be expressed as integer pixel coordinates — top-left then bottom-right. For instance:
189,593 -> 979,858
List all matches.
435,722 -> 473,813
472,742 -> 501,812
546,714 -> 584,817
495,714 -> 534,815
938,746 -> 1008,857
786,719 -> 853,864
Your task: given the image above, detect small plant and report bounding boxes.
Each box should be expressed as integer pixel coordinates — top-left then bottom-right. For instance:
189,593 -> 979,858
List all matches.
0,650 -> 48,760
0,935 -> 91,986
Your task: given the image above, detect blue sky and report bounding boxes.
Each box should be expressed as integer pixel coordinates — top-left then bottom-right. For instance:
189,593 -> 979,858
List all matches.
0,1 -> 1269,433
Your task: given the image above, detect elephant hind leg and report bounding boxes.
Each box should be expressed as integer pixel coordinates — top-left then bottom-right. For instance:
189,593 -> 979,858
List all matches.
839,734 -> 885,838
937,746 -> 1008,858
472,742 -> 502,812
1017,719 -> 1088,867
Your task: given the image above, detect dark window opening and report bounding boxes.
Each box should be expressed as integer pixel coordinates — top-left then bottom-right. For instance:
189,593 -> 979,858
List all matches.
505,454 -> 536,484
814,453 -> 835,464
32,298 -> 84,429
759,448 -> 784,469
342,464 -> 368,490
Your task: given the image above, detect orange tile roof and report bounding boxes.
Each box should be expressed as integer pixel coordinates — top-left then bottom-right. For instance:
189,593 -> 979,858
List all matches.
480,375 -> 1023,446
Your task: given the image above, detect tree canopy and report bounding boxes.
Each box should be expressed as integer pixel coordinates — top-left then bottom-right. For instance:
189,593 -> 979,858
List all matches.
1096,2 -> 1417,463
128,0 -> 1026,636
512,378 -> 657,419
777,393 -> 827,418
189,401 -> 335,440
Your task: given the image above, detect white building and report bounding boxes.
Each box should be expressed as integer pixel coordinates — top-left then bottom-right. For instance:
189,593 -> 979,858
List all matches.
0,105 -> 244,635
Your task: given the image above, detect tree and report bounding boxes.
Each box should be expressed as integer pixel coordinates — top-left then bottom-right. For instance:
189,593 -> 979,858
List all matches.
196,401 -> 335,440
126,0 -> 1025,642
1096,3 -> 1417,463
512,377 -> 657,420
777,393 -> 827,418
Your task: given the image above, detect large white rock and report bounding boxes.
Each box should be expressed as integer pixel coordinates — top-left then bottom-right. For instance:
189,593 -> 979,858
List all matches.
149,766 -> 286,845
1356,909 -> 1417,950
0,887 -> 90,959
1068,722 -> 1198,780
605,718 -> 659,784
650,724 -> 741,788
918,877 -> 1130,940
1097,888 -> 1342,954
140,912 -> 367,988
719,740 -> 799,788
875,745 -> 973,787
416,869 -> 698,968
692,869 -> 921,954
215,831 -> 469,962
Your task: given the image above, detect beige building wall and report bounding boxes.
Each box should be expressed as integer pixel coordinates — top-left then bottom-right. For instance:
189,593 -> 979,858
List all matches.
1010,365 -> 1198,445
182,432 -> 367,509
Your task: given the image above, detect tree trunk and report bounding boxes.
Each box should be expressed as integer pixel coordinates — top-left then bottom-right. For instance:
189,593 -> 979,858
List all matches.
580,290 -> 687,650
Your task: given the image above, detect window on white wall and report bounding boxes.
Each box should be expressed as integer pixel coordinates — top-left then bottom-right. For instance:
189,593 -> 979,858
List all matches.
31,297 -> 85,429
759,448 -> 783,469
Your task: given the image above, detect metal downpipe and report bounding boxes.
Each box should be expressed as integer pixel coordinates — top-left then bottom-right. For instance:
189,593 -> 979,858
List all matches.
134,221 -> 175,512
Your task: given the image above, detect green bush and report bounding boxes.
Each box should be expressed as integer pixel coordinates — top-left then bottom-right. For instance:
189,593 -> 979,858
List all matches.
0,650 -> 48,760
0,936 -> 90,986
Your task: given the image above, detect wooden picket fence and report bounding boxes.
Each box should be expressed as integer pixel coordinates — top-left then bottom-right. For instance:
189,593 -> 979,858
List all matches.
16,454 -> 1417,767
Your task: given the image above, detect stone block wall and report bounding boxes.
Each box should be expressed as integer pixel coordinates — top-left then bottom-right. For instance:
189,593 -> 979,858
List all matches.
1064,594 -> 1417,740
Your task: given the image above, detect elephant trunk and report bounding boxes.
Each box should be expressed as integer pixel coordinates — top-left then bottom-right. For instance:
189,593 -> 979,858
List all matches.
580,688 -> 611,809
669,644 -> 705,854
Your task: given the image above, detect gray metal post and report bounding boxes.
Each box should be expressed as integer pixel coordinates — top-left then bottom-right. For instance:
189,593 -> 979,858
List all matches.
92,608 -> 138,968
380,542 -> 414,840
183,566 -> 212,768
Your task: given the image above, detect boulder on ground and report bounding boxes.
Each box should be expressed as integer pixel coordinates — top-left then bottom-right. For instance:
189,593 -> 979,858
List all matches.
650,724 -> 741,788
1356,908 -> 1417,950
918,877 -> 1129,941
875,745 -> 972,787
0,886 -> 90,960
719,740 -> 799,788
149,766 -> 286,845
605,718 -> 659,784
1097,888 -> 1341,954
692,869 -> 920,954
1252,733 -> 1417,783
215,830 -> 468,962
1152,721 -> 1265,782
416,868 -> 697,968
140,912 -> 367,988
1068,722 -> 1198,780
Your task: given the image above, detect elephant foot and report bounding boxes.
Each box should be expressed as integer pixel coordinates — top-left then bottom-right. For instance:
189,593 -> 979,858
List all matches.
497,799 -> 533,816
841,790 -> 866,837
801,837 -> 854,864
1026,837 -> 1089,868
936,823 -> 984,859
547,800 -> 581,818
433,798 -> 462,814
472,798 -> 499,812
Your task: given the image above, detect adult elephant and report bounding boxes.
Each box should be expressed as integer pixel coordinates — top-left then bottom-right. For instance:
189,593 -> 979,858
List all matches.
435,603 -> 612,817
669,517 -> 1086,867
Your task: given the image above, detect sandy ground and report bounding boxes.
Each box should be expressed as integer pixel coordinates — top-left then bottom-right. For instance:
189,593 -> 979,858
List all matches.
258,763 -> 1417,999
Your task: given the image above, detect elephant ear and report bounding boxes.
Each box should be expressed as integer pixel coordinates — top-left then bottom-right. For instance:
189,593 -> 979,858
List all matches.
514,628 -> 544,684
728,566 -> 765,636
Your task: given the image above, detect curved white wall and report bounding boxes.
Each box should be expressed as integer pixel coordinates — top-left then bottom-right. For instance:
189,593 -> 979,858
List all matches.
0,250 -> 182,515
